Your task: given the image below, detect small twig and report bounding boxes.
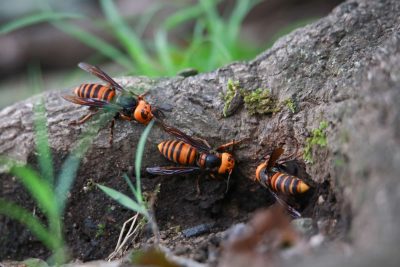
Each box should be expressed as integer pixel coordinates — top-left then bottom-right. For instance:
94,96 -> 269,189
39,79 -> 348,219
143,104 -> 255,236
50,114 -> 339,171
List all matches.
107,213 -> 140,261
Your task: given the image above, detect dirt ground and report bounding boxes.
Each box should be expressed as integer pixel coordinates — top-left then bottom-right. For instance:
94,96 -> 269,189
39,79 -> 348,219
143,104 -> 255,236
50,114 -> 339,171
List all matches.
0,144 -> 344,265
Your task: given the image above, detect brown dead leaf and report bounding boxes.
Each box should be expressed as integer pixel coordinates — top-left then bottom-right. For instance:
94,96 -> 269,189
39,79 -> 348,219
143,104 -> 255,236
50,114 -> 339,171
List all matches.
219,205 -> 300,267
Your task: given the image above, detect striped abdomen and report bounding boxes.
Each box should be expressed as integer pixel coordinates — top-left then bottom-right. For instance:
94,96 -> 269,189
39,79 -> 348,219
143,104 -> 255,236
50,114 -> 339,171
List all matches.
268,172 -> 310,195
74,84 -> 115,102
255,163 -> 268,184
157,141 -> 197,165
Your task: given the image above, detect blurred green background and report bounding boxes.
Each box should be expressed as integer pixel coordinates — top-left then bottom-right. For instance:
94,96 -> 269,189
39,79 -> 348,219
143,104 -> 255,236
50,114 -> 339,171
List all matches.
0,0 -> 342,108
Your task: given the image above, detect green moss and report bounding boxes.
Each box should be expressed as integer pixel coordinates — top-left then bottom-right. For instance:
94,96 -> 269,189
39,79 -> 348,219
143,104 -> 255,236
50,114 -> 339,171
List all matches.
95,223 -> 106,238
221,82 -> 279,116
222,79 -> 242,117
284,97 -> 296,113
243,88 -> 278,115
303,121 -> 328,164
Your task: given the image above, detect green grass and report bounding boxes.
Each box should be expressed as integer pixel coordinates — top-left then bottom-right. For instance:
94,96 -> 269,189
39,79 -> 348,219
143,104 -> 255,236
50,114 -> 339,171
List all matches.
0,0 -> 321,81
97,120 -> 158,240
0,120 -> 66,263
0,12 -> 84,34
0,68 -> 114,265
0,0 -> 262,76
30,65 -> 54,185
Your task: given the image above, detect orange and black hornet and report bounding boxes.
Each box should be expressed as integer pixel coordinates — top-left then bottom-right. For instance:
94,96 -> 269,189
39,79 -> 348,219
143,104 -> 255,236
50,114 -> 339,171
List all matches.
255,148 -> 311,217
146,123 -> 241,189
63,62 -> 164,143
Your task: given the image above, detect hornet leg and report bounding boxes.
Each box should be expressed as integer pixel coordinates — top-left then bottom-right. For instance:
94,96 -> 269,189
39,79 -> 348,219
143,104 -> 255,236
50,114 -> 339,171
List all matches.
138,91 -> 149,99
196,176 -> 202,198
69,108 -> 99,126
119,114 -> 133,121
216,139 -> 247,152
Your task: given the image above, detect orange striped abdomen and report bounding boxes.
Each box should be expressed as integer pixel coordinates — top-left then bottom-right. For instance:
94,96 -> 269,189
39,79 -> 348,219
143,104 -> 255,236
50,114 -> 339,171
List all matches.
255,162 -> 267,183
269,172 -> 310,195
74,84 -> 115,102
157,141 -> 197,165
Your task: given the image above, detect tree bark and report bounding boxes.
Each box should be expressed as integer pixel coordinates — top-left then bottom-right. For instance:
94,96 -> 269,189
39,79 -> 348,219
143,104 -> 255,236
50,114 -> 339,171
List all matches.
1,0 -> 400,264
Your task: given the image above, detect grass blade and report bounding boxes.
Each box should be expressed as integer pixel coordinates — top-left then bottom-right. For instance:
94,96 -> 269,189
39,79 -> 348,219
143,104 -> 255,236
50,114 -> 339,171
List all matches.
162,3 -> 204,30
53,21 -> 135,71
30,65 -> 54,185
179,20 -> 206,69
8,163 -> 58,218
226,0 -> 260,45
33,100 -> 54,185
208,37 -> 233,63
0,199 -> 58,250
135,120 -> 155,199
123,173 -> 139,200
0,12 -> 83,34
199,0 -> 224,70
154,30 -> 174,75
56,111 -> 115,213
200,0 -> 222,36
100,0 -> 154,75
97,184 -> 147,215
135,4 -> 164,37
55,154 -> 80,213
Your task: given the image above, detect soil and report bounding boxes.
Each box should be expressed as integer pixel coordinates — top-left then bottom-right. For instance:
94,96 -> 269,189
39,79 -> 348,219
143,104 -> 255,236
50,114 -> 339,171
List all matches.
0,142 -> 340,264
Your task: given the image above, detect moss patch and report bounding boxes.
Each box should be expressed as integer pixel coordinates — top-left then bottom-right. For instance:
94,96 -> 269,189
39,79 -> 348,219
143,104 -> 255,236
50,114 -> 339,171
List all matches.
284,97 -> 296,113
221,79 -> 243,117
95,223 -> 106,238
243,88 -> 278,115
303,121 -> 328,164
221,81 -> 278,116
